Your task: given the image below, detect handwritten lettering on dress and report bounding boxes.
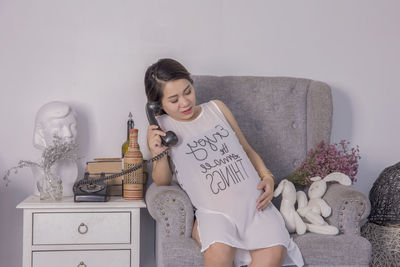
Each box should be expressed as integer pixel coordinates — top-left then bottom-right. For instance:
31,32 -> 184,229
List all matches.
185,125 -> 249,194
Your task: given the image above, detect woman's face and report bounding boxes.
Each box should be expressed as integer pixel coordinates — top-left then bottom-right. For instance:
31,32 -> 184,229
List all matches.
161,78 -> 197,121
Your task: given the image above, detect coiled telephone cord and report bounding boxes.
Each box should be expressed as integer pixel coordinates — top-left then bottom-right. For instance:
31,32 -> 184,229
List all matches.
76,148 -> 170,185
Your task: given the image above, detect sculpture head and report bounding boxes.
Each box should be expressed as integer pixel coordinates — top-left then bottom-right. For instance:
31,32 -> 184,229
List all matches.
33,101 -> 77,150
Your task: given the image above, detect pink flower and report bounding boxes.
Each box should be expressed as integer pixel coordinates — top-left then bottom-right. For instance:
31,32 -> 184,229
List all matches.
287,140 -> 361,186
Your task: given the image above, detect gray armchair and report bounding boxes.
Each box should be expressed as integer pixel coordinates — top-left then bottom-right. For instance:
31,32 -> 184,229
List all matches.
145,76 -> 371,267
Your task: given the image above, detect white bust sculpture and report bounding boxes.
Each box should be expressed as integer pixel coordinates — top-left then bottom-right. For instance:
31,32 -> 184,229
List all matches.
32,101 -> 78,196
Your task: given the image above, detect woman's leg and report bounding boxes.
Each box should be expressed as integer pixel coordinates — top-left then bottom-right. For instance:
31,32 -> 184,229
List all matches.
204,242 -> 236,267
192,219 -> 235,267
248,245 -> 287,267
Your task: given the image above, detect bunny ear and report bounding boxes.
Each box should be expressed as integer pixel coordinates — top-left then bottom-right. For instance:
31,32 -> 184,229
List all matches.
323,172 -> 351,185
310,176 -> 322,182
273,179 -> 287,197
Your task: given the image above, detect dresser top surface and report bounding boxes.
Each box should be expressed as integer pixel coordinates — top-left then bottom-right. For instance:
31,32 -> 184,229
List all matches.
17,195 -> 146,209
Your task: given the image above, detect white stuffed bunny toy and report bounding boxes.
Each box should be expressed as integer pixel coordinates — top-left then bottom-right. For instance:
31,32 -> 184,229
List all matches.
296,172 -> 352,235
274,179 -> 307,235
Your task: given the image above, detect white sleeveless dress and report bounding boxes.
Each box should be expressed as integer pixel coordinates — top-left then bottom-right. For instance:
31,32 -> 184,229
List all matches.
157,100 -> 304,267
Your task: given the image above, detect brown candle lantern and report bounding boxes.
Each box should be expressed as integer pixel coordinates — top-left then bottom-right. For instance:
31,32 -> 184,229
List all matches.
123,129 -> 144,200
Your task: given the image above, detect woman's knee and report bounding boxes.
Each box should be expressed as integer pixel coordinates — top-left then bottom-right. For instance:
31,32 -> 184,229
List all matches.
204,242 -> 235,267
249,245 -> 287,267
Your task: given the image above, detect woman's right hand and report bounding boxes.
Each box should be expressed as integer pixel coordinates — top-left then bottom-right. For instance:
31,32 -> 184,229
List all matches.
147,125 -> 168,156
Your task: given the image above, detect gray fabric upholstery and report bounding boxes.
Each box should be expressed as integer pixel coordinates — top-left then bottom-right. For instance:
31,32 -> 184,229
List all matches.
306,81 -> 333,152
145,183 -> 195,267
290,184 -> 372,266
193,76 -> 332,180
162,237 -> 204,267
323,184 -> 371,235
293,233 -> 371,266
145,75 -> 371,267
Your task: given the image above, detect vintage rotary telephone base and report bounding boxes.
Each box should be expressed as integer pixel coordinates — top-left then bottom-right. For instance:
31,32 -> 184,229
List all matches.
73,173 -> 109,202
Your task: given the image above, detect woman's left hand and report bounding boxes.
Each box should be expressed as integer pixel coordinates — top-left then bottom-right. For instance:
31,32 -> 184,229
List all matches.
256,176 -> 275,211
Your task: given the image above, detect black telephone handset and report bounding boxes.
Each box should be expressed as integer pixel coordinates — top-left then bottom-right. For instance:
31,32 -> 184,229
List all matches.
146,102 -> 179,147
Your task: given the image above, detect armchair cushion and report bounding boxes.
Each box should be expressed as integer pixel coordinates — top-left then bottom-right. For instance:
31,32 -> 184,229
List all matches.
293,233 -> 371,266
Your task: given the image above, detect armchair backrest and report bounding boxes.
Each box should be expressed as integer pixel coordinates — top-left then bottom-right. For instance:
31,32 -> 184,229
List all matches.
192,75 -> 333,181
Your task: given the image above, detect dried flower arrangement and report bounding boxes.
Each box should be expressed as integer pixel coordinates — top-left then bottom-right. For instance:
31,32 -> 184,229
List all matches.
3,136 -> 78,187
286,140 -> 361,186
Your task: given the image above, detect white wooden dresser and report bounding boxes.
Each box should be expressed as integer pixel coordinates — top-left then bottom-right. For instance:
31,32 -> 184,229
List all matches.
17,195 -> 146,267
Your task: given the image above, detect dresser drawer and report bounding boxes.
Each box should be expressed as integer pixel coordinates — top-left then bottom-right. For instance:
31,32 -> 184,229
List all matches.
33,212 -> 131,245
32,249 -> 130,267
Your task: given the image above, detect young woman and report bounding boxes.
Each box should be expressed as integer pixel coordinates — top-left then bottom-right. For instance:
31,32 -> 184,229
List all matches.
145,58 -> 303,267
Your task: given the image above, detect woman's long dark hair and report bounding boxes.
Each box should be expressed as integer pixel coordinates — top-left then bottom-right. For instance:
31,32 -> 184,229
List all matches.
144,58 -> 193,114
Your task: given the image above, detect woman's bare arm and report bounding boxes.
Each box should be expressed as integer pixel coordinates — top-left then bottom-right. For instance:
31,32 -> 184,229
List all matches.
147,125 -> 173,186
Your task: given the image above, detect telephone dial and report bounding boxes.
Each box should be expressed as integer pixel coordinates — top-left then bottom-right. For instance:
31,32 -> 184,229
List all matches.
73,102 -> 178,202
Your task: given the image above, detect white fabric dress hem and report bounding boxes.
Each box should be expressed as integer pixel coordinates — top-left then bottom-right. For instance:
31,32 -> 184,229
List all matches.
198,217 -> 303,267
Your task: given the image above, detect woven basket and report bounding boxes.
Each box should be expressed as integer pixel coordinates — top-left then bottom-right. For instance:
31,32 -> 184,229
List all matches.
368,162 -> 400,226
361,222 -> 400,266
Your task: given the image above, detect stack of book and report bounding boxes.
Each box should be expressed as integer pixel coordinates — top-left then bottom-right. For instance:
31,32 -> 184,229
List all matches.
85,158 -> 123,196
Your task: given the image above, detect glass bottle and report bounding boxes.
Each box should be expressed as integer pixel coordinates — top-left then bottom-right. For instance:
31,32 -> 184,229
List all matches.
121,112 -> 134,157
123,129 -> 144,200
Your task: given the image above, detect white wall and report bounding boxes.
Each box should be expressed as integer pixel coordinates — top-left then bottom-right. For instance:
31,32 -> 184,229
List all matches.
1,0 -> 399,266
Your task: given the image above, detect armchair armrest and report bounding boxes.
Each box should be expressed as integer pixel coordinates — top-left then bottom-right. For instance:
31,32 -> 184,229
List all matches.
323,183 -> 371,235
145,182 -> 195,239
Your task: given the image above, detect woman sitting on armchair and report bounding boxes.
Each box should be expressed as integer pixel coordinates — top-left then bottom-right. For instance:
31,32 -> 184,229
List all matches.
145,58 -> 304,267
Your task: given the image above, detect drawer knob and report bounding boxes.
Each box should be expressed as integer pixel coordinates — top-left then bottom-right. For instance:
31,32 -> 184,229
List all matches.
78,223 -> 88,234
77,261 -> 87,267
